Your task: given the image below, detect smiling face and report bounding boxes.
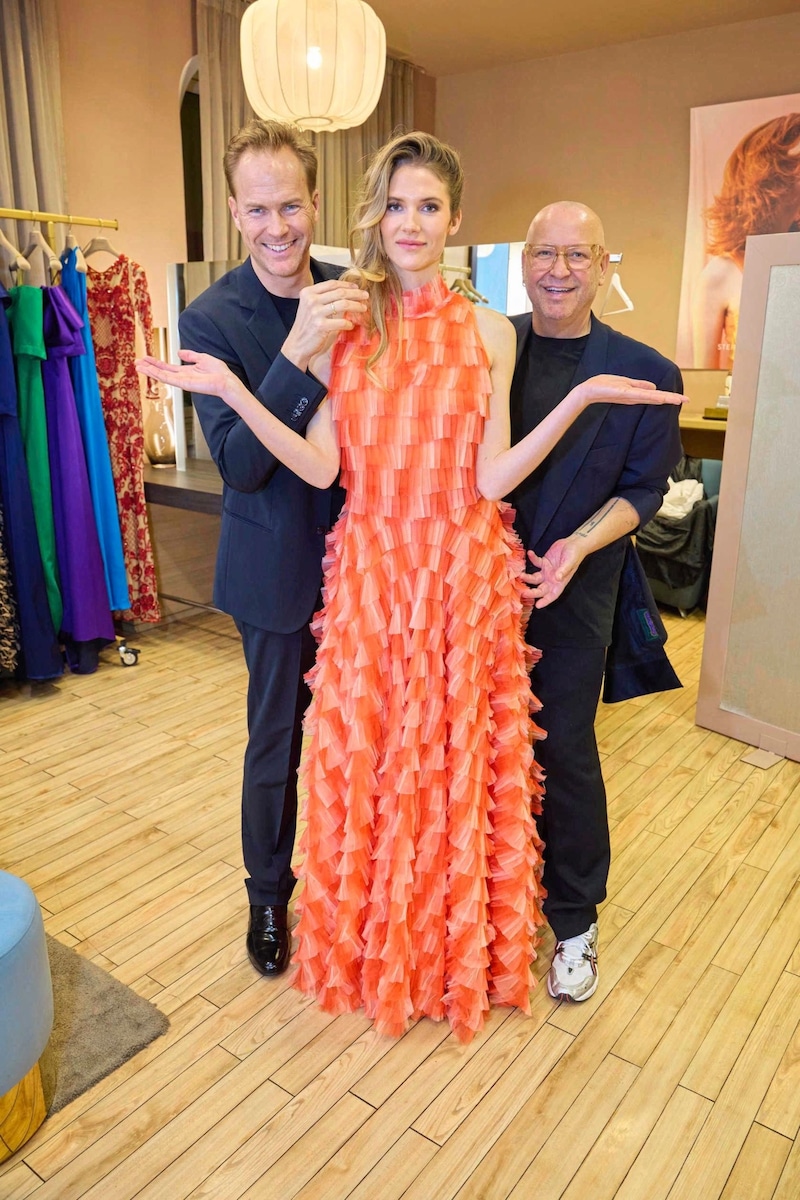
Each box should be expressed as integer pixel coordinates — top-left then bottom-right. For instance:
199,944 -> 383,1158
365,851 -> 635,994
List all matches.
228,147 -> 319,296
379,163 -> 462,290
523,202 -> 609,338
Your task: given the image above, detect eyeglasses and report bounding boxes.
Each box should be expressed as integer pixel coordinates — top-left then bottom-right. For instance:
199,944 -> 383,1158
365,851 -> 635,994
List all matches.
523,244 -> 604,271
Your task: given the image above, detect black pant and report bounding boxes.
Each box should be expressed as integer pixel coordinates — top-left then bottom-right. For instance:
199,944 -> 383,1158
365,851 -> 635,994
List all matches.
236,619 -> 317,906
530,644 -> 610,942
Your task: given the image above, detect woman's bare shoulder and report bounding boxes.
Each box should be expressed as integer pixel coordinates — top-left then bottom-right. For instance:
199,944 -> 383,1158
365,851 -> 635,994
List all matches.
473,305 -> 515,363
698,254 -> 742,297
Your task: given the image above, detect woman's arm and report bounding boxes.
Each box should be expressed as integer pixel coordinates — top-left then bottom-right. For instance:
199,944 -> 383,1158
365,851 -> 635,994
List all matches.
473,309 -> 685,503
136,350 -> 340,488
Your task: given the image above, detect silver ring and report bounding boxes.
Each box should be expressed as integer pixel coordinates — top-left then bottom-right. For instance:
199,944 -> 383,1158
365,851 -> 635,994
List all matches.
330,300 -> 337,315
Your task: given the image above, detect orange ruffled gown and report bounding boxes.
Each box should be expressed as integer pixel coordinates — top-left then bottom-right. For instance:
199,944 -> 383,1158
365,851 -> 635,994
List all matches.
293,273 -> 546,1042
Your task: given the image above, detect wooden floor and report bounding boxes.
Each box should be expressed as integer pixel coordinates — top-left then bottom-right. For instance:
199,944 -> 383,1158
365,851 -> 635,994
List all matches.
1,608 -> 799,1200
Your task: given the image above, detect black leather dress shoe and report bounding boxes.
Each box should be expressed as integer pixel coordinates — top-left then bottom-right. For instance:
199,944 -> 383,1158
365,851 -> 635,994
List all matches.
246,904 -> 291,976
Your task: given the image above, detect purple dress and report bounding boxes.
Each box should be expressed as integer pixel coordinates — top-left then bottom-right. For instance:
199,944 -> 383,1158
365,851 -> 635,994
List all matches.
0,285 -> 62,680
60,249 -> 130,612
41,287 -> 114,649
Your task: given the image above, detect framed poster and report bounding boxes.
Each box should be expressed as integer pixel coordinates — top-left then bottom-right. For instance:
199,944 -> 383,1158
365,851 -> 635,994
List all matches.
676,95 -> 800,371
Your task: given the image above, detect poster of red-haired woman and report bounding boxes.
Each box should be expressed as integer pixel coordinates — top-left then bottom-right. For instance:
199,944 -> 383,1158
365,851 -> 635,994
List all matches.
676,94 -> 800,370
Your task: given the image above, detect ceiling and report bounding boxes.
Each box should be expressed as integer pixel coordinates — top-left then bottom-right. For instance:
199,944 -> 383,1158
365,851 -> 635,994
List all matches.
367,0 -> 800,76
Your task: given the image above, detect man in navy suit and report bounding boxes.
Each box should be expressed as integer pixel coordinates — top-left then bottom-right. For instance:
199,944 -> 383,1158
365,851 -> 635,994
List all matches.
179,120 -> 366,977
509,202 -> 682,1002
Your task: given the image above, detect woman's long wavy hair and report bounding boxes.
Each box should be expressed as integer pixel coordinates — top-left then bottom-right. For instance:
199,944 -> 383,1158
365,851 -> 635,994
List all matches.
344,131 -> 464,375
705,113 -> 800,259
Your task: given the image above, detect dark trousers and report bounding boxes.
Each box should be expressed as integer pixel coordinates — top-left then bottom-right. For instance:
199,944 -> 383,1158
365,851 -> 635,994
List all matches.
529,644 -> 610,942
236,618 -> 317,906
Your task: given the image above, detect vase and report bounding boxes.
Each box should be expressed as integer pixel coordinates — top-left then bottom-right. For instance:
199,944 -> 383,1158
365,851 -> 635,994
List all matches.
143,391 -> 176,467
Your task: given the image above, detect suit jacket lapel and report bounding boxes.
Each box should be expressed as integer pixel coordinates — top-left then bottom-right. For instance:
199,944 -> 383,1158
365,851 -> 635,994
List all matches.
238,256 -> 341,368
234,258 -> 285,369
525,315 -> 613,546
246,290 -> 287,367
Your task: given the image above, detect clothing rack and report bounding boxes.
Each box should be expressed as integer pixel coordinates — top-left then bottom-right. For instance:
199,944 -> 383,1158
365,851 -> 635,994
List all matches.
0,207 -> 118,252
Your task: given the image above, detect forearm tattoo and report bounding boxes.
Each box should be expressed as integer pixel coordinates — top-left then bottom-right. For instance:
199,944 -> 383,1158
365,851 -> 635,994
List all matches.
575,497 -> 625,538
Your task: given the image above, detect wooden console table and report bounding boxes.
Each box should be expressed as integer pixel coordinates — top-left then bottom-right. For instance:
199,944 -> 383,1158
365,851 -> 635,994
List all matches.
679,414 -> 726,460
143,461 -> 222,611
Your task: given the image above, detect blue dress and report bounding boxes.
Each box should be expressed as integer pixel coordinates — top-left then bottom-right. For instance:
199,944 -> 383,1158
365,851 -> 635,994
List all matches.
0,285 -> 62,680
60,248 -> 129,612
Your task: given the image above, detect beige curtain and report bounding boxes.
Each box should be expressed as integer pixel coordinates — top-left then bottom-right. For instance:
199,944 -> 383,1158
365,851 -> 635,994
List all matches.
0,0 -> 68,285
196,0 -> 253,261
195,0 -> 415,258
313,57 -> 416,247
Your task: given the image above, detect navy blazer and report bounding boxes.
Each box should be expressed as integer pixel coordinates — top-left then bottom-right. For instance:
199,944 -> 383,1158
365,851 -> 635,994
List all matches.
510,313 -> 683,648
180,257 -> 344,634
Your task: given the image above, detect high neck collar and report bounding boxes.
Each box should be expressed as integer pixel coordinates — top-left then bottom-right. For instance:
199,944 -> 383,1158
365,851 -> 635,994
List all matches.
400,272 -> 452,318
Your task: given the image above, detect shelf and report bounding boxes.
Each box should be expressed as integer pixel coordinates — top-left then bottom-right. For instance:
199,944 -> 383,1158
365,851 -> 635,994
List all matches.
678,413 -> 726,460
143,460 -> 222,515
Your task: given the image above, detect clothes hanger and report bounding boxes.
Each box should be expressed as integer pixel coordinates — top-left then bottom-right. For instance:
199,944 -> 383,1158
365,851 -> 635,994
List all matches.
442,263 -> 489,304
599,270 -> 634,317
0,227 -> 32,277
64,226 -> 88,273
21,229 -> 61,282
82,224 -> 121,259
449,275 -> 489,304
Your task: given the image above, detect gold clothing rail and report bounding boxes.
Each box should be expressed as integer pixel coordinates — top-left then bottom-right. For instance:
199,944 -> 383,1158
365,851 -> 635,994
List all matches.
0,207 -> 118,251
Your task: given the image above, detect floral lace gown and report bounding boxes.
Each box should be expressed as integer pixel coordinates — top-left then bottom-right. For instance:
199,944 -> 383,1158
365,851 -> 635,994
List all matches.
86,255 -> 160,623
293,274 -> 546,1042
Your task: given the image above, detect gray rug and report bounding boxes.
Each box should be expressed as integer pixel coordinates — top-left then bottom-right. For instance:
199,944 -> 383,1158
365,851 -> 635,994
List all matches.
44,935 -> 169,1113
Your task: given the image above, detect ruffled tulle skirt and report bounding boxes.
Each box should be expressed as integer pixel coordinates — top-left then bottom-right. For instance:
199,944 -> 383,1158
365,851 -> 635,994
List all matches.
292,496 -> 546,1042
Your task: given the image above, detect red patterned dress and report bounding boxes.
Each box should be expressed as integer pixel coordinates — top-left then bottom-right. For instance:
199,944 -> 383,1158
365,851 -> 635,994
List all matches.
86,255 -> 160,623
293,274 -> 546,1043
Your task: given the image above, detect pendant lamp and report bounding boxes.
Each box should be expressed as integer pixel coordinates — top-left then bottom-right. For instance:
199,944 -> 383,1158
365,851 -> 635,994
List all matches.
241,0 -> 387,133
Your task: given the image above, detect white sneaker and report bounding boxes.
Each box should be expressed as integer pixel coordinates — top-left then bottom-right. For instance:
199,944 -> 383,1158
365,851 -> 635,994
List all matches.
547,923 -> 599,1002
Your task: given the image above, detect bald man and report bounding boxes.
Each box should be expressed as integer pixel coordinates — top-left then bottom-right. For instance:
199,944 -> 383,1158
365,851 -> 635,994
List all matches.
509,202 -> 682,1001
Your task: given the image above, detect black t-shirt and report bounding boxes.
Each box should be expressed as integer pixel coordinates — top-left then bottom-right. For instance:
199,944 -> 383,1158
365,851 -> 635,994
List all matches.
509,330 -> 589,549
270,292 -> 300,334
509,328 -> 627,647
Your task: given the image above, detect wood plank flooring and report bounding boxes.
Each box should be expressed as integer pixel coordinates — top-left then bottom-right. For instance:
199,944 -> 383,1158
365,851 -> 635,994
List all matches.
1,608 -> 798,1199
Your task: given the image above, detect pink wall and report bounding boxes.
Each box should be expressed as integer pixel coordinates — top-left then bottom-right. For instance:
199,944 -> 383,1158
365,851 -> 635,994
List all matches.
54,0 -> 800,365
55,0 -> 194,327
436,12 -> 800,366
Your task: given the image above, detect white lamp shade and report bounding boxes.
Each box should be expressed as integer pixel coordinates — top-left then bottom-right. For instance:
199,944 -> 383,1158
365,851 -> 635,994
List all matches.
241,0 -> 387,133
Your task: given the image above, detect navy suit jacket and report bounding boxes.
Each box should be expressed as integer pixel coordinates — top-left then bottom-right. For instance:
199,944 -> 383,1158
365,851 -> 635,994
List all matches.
510,313 -> 683,651
179,257 -> 344,634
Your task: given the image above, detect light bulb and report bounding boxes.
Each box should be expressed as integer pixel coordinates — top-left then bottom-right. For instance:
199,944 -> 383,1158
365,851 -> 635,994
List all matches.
307,45 -> 323,69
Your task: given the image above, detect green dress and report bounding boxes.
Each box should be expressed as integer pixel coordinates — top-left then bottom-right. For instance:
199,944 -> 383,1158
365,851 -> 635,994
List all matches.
8,286 -> 62,634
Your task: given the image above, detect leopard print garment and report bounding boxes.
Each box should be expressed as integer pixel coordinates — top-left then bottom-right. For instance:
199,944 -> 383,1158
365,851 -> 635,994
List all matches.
0,501 -> 20,673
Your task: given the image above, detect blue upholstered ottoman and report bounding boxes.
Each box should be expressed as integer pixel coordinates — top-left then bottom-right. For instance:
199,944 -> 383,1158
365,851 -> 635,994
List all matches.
0,870 -> 53,1161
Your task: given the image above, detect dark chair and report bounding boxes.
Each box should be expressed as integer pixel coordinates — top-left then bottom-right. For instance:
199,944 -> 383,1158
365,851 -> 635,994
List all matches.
636,456 -> 722,617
